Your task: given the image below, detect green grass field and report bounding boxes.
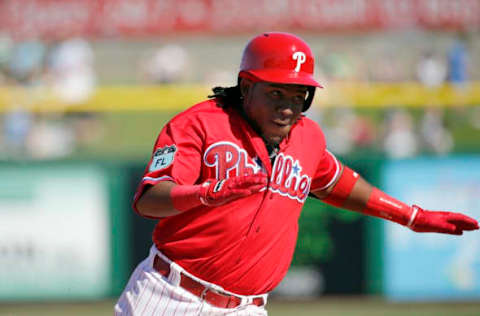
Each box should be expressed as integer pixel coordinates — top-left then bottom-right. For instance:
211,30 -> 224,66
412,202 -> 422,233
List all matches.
1,297 -> 480,316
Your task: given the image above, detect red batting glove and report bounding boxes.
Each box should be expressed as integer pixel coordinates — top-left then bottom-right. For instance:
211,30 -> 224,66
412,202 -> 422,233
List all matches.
200,173 -> 268,207
407,205 -> 479,235
171,173 -> 268,212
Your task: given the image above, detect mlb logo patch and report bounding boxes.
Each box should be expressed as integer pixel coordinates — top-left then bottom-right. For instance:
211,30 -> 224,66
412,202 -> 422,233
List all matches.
149,145 -> 177,172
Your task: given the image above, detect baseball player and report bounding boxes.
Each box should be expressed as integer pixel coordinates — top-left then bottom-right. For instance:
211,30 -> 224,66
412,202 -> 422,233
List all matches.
115,32 -> 478,315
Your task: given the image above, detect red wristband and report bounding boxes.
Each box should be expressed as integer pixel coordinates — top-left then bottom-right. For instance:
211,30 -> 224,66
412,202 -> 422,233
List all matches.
363,188 -> 413,225
170,184 -> 203,212
323,166 -> 360,207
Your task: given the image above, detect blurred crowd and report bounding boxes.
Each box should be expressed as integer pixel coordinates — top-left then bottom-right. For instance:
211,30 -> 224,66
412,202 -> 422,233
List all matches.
0,33 -> 100,160
310,107 -> 459,159
308,31 -> 479,159
0,31 -> 479,160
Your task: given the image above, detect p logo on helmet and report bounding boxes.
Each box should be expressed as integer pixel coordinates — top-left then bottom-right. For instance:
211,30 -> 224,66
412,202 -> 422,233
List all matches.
292,52 -> 306,72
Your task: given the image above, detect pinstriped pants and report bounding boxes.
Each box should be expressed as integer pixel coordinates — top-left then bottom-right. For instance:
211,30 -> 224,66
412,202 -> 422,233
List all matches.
114,246 -> 268,316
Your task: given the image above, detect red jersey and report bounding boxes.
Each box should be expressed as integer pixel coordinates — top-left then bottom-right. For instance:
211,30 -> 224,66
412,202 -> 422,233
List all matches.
133,99 -> 340,295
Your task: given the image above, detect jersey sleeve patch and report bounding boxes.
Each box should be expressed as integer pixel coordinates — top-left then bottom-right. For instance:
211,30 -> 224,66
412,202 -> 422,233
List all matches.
149,145 -> 177,172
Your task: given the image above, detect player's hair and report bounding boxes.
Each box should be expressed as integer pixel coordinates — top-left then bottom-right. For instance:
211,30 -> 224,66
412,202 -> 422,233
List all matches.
208,85 -> 242,108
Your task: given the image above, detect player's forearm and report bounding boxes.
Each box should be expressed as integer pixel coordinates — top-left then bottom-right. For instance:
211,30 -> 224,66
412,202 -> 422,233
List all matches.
135,174 -> 268,218
135,181 -> 183,218
319,166 -> 478,234
320,166 -> 414,226
342,177 -> 413,225
334,176 -> 372,213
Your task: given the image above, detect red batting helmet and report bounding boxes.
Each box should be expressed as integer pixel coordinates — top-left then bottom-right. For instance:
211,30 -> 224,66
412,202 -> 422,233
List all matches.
238,32 -> 322,111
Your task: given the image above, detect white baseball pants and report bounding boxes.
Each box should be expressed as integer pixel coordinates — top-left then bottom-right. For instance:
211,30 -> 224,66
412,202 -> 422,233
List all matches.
114,246 -> 268,316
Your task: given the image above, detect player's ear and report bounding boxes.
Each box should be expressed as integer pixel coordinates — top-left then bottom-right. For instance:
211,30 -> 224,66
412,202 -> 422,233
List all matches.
239,78 -> 253,99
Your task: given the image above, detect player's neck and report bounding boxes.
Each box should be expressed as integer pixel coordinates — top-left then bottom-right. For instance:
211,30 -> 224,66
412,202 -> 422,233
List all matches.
236,106 -> 281,158
265,142 -> 279,158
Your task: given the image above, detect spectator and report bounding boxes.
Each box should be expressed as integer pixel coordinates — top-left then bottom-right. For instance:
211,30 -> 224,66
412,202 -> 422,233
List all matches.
138,44 -> 189,84
420,108 -> 453,155
322,108 -> 356,155
0,33 -> 13,84
45,37 -> 96,105
33,37 -> 101,158
1,38 -> 46,159
7,39 -> 46,85
448,37 -> 469,87
416,51 -> 447,88
383,109 -> 418,159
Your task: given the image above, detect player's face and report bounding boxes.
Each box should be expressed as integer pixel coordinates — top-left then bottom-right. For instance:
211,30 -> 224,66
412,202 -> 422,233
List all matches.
242,81 -> 308,145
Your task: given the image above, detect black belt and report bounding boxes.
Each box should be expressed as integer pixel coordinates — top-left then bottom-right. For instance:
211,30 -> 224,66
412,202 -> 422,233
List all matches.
153,255 -> 265,309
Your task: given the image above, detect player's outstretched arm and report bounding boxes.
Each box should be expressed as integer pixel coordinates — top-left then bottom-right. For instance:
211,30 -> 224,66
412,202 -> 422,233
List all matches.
135,173 -> 268,218
312,166 -> 479,235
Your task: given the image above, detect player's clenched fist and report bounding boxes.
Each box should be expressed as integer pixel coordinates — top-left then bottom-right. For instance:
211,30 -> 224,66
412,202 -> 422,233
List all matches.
199,173 -> 268,207
170,173 -> 268,212
408,205 -> 479,235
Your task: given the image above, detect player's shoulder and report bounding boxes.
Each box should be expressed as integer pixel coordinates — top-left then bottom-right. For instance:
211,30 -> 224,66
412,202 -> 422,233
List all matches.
297,115 -> 326,138
293,115 -> 328,149
168,99 -> 227,126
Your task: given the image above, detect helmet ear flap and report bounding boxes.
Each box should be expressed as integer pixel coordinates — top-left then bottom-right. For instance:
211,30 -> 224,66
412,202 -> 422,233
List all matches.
303,86 -> 316,112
